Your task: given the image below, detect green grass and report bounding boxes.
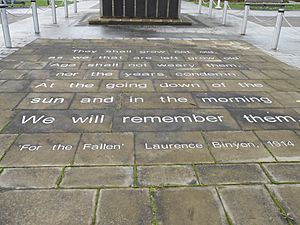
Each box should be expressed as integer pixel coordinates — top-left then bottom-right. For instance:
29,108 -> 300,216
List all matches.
5,0 -> 73,7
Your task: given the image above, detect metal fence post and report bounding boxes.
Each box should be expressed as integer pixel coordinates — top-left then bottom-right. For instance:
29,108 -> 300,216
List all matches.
31,0 -> 40,34
64,0 -> 68,18
74,0 -> 77,13
198,0 -> 202,14
99,0 -> 103,17
222,0 -> 228,25
51,0 -> 57,24
208,0 -> 213,17
272,8 -> 284,50
177,0 -> 182,18
241,3 -> 250,35
0,4 -> 12,48
216,0 -> 221,9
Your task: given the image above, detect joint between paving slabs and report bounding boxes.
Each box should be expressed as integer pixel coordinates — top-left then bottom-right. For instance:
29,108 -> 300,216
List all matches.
91,189 -> 100,225
0,133 -> 20,163
133,131 -> 138,188
149,187 -> 159,225
215,187 -> 234,225
192,163 -> 203,186
66,93 -> 77,110
0,117 -> 18,135
200,131 -> 217,163
55,166 -> 67,189
264,184 -> 294,225
259,162 -> 276,183
12,92 -> 30,111
70,133 -> 83,166
253,132 -> 278,162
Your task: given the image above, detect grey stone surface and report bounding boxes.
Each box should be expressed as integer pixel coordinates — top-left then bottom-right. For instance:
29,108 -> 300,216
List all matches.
228,108 -> 300,130
270,92 -> 300,107
96,189 -> 152,225
70,93 -> 120,109
263,163 -> 300,183
256,130 -> 300,161
218,185 -> 288,225
0,134 -> 17,159
203,131 -> 274,162
0,190 -> 95,225
0,93 -> 25,109
154,80 -> 207,92
204,80 -> 274,92
137,165 -> 198,186
30,80 -> 100,92
135,131 -> 214,164
113,109 -> 239,132
0,133 -> 80,166
17,93 -> 74,109
74,133 -> 134,165
193,92 -> 281,109
60,166 -> 133,187
0,110 -> 15,131
121,93 -> 197,109
4,110 -> 112,133
0,69 -> 29,79
0,35 -> 300,224
196,164 -> 269,185
0,167 -> 61,188
0,80 -> 31,92
99,80 -> 154,92
155,187 -> 227,225
269,184 -> 300,224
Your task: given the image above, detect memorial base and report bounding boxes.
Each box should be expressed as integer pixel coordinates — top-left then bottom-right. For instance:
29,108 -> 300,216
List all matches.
89,17 -> 192,25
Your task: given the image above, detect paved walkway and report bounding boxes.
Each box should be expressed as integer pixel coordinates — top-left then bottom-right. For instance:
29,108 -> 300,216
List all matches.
0,1 -> 300,225
0,0 -> 300,67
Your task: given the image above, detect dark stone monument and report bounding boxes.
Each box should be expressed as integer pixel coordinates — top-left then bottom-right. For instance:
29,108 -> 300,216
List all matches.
102,0 -> 112,17
147,0 -> 157,18
125,0 -> 135,17
100,0 -> 181,19
114,0 -> 123,17
158,0 -> 168,18
136,0 -> 146,17
169,0 -> 179,19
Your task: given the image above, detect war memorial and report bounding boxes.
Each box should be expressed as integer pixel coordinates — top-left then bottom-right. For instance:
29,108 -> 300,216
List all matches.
0,0 -> 300,224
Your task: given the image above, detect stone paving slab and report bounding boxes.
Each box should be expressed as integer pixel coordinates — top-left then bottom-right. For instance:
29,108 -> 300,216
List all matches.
0,69 -> 29,79
0,134 -> 17,159
135,131 -> 214,164
137,165 -> 198,186
263,163 -> 300,183
218,185 -> 288,225
203,131 -> 274,162
0,190 -> 95,225
0,38 -> 300,224
17,93 -> 74,110
0,93 -> 26,109
74,132 -> 134,165
268,184 -> 300,224
0,110 -> 15,131
155,187 -> 227,225
0,133 -> 80,166
4,110 -> 113,133
193,92 -> 282,109
96,189 -> 152,225
113,109 -> 240,132
60,166 -> 133,188
196,164 -> 269,185
255,130 -> 300,161
0,167 -> 61,189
